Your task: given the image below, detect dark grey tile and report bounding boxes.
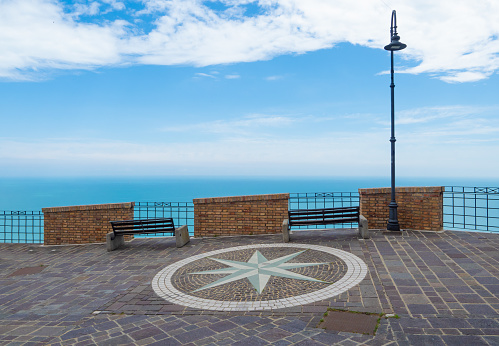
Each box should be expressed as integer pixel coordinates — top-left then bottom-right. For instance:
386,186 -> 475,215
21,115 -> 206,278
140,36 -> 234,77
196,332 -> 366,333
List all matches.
406,334 -> 445,346
174,327 -> 216,344
441,335 -> 489,345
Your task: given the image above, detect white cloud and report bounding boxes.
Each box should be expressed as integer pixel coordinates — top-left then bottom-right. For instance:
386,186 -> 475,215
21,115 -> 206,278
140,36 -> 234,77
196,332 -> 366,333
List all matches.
162,114 -> 297,136
1,0 -> 499,82
2,120 -> 498,177
0,131 -> 387,176
102,0 -> 125,11
194,72 -> 216,78
266,75 -> 284,81
395,105 -> 479,125
397,1 -> 499,82
439,71 -> 492,83
225,74 -> 240,79
73,2 -> 101,17
1,104 -> 498,177
392,106 -> 499,157
404,119 -> 499,142
0,0 -> 126,80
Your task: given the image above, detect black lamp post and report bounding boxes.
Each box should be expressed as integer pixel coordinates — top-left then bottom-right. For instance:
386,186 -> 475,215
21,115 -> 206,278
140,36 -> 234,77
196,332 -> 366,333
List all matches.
384,10 -> 406,232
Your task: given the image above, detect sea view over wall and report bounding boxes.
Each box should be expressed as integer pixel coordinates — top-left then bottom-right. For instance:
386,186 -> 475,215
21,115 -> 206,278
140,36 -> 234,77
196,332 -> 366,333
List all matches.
1,176 -> 496,211
1,176 -> 498,245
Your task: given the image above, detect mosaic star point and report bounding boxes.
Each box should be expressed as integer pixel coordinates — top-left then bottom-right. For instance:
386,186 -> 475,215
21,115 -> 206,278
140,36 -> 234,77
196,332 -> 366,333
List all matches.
189,249 -> 331,294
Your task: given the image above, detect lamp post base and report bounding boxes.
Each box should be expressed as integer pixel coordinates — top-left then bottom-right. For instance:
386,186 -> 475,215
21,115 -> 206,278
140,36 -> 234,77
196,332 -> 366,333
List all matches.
387,201 -> 401,231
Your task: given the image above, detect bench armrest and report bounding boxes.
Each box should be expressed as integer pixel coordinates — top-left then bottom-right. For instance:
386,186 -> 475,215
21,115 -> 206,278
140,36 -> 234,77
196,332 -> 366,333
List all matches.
175,225 -> 190,248
282,219 -> 290,243
359,215 -> 369,239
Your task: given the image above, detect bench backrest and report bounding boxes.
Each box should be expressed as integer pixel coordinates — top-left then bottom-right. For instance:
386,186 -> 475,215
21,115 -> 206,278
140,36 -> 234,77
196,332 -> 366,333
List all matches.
110,218 -> 175,236
288,206 -> 360,227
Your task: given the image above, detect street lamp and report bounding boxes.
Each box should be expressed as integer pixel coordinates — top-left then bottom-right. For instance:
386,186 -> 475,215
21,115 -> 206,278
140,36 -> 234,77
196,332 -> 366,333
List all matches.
384,10 -> 406,232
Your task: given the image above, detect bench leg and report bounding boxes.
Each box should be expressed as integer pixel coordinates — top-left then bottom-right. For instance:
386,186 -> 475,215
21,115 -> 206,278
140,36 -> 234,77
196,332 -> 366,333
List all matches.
106,232 -> 125,252
359,215 -> 370,239
175,225 -> 190,248
282,219 -> 290,243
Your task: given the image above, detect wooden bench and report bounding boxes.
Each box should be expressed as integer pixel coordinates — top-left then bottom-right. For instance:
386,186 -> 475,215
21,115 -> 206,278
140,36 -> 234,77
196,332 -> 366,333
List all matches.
282,206 -> 368,242
106,217 -> 190,251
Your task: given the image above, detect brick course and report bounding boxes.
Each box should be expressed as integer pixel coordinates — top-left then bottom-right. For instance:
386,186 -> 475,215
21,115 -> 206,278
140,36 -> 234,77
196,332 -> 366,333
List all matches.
359,186 -> 444,231
193,194 -> 289,237
42,202 -> 134,245
40,187 -> 444,245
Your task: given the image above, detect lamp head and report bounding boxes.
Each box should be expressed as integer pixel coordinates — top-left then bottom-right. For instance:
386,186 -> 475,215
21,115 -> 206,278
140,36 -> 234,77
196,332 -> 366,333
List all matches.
384,35 -> 407,51
384,10 -> 407,51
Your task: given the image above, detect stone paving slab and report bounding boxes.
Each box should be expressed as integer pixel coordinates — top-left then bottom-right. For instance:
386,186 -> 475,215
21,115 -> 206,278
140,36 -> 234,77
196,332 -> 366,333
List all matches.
0,229 -> 498,345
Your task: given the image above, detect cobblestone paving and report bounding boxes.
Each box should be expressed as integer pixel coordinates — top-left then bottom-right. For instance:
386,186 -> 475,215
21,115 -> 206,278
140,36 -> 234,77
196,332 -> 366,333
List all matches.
151,243 -> 366,312
1,229 -> 498,345
170,246 -> 347,301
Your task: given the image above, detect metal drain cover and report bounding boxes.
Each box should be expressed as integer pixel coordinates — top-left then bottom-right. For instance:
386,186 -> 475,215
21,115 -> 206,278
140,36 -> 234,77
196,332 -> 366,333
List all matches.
8,266 -> 46,277
319,310 -> 380,335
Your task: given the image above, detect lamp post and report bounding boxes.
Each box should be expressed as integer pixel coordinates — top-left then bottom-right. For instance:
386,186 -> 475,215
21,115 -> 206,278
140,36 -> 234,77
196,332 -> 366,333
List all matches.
384,10 -> 406,232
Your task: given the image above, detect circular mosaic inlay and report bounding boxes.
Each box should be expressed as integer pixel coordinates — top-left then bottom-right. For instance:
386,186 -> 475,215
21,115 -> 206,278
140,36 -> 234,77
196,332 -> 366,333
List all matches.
152,243 -> 368,311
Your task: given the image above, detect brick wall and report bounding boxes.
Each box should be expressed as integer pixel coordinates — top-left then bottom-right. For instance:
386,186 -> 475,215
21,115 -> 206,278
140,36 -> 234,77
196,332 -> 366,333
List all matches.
193,194 -> 289,237
359,186 -> 444,231
42,202 -> 134,245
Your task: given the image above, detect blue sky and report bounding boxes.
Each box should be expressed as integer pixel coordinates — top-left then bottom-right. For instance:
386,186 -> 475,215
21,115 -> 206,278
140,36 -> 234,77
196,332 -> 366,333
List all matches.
1,0 -> 498,178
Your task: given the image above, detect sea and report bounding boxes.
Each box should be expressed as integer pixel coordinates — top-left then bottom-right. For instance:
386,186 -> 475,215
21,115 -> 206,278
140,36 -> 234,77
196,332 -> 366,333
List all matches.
1,176 -> 497,211
1,176 -> 498,243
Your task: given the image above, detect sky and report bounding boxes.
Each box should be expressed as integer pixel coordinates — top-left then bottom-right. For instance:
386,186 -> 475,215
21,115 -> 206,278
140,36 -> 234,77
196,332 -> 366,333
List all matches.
0,0 -> 498,179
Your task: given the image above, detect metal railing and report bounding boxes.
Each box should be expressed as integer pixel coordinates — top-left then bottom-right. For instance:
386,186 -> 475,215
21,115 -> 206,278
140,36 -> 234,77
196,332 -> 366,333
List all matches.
444,186 -> 499,233
288,192 -> 360,229
0,211 -> 44,244
2,187 -> 498,244
134,202 -> 195,236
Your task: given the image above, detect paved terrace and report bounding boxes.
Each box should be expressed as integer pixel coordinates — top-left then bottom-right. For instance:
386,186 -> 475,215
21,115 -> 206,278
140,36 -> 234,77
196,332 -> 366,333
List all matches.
1,229 -> 498,345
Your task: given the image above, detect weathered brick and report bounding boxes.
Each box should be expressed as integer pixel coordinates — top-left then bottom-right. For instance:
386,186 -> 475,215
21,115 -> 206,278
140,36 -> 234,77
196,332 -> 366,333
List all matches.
42,202 -> 134,245
359,187 -> 443,231
193,194 -> 289,237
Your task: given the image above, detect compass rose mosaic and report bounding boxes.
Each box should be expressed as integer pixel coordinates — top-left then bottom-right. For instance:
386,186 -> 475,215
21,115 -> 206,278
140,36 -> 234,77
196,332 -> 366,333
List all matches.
152,243 -> 368,311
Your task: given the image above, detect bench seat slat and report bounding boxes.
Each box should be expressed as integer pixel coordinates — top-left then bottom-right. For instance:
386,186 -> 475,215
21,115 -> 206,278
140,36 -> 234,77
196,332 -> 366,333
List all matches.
114,229 -> 174,236
288,206 -> 360,229
113,227 -> 175,234
113,226 -> 174,232
290,217 -> 359,226
289,212 -> 359,220
289,206 -> 358,212
289,207 -> 359,216
110,219 -> 174,226
110,218 -> 175,236
112,222 -> 174,230
289,211 -> 359,216
289,219 -> 359,225
289,206 -> 358,211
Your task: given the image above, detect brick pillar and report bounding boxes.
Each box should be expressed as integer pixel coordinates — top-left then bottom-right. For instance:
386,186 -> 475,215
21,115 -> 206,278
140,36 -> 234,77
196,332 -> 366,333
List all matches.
193,194 -> 289,237
359,187 -> 444,231
43,202 -> 134,245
